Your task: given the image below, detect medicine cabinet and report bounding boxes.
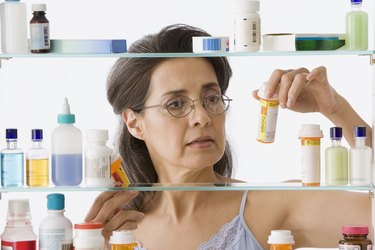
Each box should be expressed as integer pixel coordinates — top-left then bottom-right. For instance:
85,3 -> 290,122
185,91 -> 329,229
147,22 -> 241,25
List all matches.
0,0 -> 374,246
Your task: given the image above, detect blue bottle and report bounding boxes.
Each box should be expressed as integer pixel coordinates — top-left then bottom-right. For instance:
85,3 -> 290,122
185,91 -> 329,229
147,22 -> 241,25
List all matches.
1,128 -> 24,187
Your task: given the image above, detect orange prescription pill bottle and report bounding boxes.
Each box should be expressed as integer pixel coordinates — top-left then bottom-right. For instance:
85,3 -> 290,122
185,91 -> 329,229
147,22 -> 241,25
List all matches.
298,124 -> 323,186
110,230 -> 139,250
267,230 -> 294,250
256,82 -> 279,143
110,151 -> 130,187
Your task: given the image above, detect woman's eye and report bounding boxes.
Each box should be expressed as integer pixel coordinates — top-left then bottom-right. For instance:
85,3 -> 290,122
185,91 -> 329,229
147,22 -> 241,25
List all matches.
206,95 -> 220,104
166,97 -> 187,109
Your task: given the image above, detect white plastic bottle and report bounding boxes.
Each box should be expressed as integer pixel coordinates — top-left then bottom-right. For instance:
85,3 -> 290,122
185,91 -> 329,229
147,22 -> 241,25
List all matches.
298,124 -> 324,186
349,126 -> 372,185
73,222 -> 104,250
234,0 -> 261,52
51,98 -> 83,186
0,0 -> 28,53
1,199 -> 37,249
39,193 -> 73,250
85,129 -> 113,187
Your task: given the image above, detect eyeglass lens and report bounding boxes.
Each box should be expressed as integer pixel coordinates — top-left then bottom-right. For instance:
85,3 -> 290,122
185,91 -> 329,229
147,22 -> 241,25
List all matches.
165,95 -> 229,117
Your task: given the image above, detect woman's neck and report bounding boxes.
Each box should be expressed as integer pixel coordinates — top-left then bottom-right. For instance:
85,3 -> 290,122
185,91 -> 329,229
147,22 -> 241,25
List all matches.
151,169 -> 228,221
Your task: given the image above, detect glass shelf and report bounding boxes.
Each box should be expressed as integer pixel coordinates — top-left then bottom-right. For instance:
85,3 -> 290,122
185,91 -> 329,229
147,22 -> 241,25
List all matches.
0,50 -> 374,59
0,182 -> 373,192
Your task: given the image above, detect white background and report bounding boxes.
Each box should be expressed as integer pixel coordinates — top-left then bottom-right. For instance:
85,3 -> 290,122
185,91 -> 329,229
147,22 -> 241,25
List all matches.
0,0 -> 374,242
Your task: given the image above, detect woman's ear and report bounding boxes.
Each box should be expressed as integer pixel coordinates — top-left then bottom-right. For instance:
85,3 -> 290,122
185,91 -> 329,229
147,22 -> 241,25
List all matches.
122,109 -> 144,140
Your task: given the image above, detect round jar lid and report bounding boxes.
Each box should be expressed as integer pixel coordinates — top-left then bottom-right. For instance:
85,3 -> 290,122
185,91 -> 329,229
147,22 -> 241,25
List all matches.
342,226 -> 369,235
32,4 -> 46,12
74,222 -> 103,230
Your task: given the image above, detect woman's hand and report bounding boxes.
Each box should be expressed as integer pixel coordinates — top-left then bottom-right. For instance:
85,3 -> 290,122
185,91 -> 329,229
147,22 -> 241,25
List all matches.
252,66 -> 338,116
85,191 -> 145,240
252,66 -> 371,147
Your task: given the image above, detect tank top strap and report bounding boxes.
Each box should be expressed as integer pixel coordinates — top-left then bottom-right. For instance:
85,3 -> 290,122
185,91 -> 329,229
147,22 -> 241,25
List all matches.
239,191 -> 249,216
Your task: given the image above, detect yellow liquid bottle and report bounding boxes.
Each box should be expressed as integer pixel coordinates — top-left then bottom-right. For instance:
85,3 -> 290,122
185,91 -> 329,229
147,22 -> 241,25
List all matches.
26,129 -> 49,187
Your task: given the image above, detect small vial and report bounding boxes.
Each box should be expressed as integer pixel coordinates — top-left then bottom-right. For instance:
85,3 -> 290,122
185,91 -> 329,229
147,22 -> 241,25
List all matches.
26,129 -> 49,187
85,129 -> 112,187
73,222 -> 104,250
349,126 -> 372,186
339,226 -> 372,249
30,3 -> 50,53
298,124 -> 323,186
267,230 -> 294,250
325,127 -> 348,186
1,128 -> 24,187
256,82 -> 279,143
110,230 -> 139,250
234,0 -> 261,52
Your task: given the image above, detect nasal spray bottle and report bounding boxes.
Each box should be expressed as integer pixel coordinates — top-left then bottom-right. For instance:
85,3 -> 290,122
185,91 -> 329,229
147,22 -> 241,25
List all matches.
51,98 -> 83,186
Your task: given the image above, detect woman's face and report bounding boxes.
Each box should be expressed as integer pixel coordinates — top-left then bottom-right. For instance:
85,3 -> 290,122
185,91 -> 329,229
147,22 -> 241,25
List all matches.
138,58 -> 226,178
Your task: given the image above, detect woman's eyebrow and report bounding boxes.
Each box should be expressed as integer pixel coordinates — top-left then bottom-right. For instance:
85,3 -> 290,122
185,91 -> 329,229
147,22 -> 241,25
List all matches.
161,82 -> 220,97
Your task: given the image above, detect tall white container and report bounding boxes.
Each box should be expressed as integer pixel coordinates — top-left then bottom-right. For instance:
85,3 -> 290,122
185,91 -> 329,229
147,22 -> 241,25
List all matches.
0,0 -> 28,53
39,193 -> 73,250
85,129 -> 112,187
51,98 -> 83,186
234,0 -> 261,52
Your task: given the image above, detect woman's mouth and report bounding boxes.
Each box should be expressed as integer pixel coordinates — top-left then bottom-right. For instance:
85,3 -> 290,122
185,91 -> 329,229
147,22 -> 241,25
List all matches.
187,137 -> 214,148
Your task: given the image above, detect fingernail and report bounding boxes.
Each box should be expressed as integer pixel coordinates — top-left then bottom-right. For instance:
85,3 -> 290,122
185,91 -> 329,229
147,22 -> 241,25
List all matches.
287,98 -> 293,108
279,102 -> 286,109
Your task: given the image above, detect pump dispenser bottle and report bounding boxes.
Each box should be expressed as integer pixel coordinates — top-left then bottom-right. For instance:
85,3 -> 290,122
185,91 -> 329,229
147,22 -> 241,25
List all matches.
39,193 -> 73,250
51,98 -> 83,186
1,199 -> 37,249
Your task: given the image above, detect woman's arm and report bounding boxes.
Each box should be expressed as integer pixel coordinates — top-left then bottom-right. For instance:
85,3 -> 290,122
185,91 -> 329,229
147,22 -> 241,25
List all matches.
252,66 -> 372,147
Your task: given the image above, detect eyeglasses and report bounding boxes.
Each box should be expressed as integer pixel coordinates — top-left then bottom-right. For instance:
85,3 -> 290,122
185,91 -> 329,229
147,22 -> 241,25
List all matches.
138,94 -> 232,118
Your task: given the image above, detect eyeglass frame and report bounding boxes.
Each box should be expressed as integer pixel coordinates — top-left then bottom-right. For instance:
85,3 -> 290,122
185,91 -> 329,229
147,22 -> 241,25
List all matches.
135,94 -> 233,118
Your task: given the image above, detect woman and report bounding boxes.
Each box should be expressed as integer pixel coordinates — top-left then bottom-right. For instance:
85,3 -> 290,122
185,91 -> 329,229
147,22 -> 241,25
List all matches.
85,24 -> 371,249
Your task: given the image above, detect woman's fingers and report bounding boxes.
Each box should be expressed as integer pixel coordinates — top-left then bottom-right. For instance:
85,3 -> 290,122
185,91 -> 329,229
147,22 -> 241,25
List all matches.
85,191 -> 119,222
277,67 -> 309,108
103,210 -> 145,235
85,191 -> 139,223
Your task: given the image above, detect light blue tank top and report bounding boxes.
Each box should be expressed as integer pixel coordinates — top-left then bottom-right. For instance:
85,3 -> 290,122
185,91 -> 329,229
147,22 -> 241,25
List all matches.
198,191 -> 263,250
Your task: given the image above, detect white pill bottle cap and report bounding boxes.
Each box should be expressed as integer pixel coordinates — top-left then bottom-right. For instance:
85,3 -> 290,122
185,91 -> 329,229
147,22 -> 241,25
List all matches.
267,230 -> 295,244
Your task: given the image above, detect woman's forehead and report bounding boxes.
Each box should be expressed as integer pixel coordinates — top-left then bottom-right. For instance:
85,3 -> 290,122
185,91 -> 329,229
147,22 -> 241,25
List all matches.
149,58 -> 219,95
